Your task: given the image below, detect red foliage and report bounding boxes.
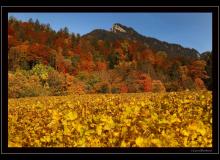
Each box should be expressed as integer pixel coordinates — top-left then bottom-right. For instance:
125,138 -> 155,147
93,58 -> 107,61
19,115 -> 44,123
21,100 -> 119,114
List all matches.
8,36 -> 19,48
80,59 -> 95,72
141,49 -> 155,64
137,73 -> 152,92
8,26 -> 15,36
98,40 -> 105,49
29,43 -> 50,63
96,61 -> 107,71
113,40 -> 121,48
119,83 -> 128,93
128,42 -> 138,53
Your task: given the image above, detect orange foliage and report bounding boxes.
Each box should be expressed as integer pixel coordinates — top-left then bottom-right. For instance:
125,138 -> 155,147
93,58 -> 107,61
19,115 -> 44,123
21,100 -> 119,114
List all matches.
189,60 -> 208,79
194,78 -> 206,90
119,83 -> 128,93
96,61 -> 107,71
152,80 -> 166,92
137,73 -> 152,92
141,49 -> 155,64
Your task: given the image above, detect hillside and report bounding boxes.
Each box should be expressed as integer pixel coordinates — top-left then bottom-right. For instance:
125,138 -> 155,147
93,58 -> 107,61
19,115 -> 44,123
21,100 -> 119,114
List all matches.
8,17 -> 212,98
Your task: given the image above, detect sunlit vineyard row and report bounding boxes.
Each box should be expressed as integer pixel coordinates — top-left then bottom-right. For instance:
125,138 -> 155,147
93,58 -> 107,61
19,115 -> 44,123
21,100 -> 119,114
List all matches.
8,91 -> 212,147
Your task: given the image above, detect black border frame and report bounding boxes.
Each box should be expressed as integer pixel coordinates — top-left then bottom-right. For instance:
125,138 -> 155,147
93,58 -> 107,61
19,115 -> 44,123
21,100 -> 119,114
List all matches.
1,6 -> 219,155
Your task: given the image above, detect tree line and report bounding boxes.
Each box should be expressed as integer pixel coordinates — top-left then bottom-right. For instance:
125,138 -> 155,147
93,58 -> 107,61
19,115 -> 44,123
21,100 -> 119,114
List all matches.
8,17 -> 212,98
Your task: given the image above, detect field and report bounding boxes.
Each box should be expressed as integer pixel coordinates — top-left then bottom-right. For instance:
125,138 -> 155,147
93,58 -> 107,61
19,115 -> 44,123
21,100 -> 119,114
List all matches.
8,91 -> 212,147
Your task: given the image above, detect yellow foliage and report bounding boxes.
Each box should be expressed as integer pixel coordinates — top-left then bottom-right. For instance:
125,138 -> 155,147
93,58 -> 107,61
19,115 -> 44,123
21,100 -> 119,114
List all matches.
8,91 -> 212,147
120,141 -> 127,147
135,137 -> 144,147
65,111 -> 78,121
96,125 -> 102,136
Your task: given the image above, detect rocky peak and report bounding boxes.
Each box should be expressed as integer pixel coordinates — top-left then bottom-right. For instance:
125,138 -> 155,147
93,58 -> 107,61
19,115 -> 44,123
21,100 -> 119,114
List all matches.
111,23 -> 127,33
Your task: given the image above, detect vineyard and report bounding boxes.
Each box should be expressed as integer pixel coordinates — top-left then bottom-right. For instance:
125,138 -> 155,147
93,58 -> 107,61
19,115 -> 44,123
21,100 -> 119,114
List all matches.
8,91 -> 212,147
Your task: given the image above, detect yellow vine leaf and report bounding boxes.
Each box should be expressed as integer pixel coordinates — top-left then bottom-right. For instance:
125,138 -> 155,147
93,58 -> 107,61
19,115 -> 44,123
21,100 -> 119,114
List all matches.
65,111 -> 78,121
135,137 -> 144,147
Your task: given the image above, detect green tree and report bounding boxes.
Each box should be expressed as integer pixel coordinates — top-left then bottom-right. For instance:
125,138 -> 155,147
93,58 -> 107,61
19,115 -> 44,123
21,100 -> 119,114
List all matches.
71,55 -> 80,68
108,52 -> 120,69
31,63 -> 54,85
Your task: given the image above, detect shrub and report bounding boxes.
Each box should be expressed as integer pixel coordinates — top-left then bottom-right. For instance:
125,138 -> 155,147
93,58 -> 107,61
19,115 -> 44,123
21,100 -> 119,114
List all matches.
95,82 -> 109,93
181,77 -> 196,90
47,70 -> 67,96
65,73 -> 85,95
194,78 -> 206,90
8,70 -> 44,98
152,80 -> 166,92
164,81 -> 179,92
31,63 -> 54,83
112,87 -> 120,93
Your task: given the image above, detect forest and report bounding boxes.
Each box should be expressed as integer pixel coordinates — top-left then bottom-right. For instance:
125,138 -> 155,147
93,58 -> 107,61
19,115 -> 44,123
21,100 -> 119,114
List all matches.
8,17 -> 212,98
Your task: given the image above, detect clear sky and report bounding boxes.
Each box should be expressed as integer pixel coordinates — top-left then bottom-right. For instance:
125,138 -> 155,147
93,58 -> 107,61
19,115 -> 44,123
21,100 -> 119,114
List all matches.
8,13 -> 212,53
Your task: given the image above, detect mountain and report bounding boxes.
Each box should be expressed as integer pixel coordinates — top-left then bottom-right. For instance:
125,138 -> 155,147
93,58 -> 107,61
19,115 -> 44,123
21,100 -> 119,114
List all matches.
8,18 -> 212,96
82,23 -> 200,59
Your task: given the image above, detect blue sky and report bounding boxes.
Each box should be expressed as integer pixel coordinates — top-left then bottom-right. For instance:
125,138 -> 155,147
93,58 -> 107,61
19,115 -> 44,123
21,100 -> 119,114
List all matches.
8,13 -> 212,53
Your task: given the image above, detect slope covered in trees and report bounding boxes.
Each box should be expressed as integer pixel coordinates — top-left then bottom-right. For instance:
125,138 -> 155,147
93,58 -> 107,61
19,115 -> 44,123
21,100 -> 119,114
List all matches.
8,17 -> 212,98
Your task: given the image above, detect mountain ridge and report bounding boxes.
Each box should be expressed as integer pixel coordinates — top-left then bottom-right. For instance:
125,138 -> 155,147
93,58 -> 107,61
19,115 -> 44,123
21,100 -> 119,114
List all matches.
82,23 -> 200,59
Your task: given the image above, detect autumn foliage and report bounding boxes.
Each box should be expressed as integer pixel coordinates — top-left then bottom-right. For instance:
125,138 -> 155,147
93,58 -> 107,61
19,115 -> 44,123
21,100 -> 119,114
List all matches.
8,91 -> 212,147
7,17 -> 213,149
8,17 -> 212,98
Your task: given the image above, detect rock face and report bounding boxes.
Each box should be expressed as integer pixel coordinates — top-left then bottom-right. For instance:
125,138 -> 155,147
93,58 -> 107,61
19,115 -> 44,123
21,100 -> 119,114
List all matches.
111,23 -> 127,33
